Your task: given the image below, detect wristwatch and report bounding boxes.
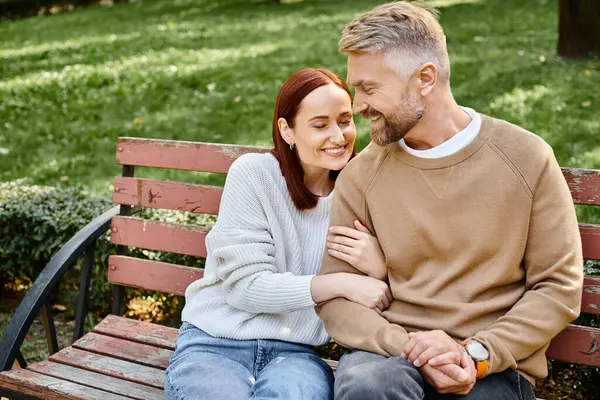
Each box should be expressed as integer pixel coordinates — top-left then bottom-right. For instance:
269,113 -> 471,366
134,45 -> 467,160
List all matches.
463,341 -> 489,378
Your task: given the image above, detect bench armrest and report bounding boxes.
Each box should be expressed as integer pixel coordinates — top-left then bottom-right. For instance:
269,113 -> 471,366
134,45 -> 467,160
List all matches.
0,206 -> 120,371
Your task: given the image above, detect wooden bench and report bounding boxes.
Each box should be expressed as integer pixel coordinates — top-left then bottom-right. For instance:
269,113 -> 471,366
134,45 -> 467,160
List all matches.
0,137 -> 599,399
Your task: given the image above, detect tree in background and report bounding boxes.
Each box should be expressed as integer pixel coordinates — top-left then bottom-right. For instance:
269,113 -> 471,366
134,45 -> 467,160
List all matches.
558,0 -> 600,58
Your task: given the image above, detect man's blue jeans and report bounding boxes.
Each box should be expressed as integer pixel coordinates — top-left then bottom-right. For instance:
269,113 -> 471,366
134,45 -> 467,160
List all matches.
335,350 -> 536,400
165,323 -> 334,400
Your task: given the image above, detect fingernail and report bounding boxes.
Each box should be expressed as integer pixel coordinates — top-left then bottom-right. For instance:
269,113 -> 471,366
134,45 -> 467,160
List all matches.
400,353 -> 406,359
459,371 -> 468,382
413,360 -> 421,367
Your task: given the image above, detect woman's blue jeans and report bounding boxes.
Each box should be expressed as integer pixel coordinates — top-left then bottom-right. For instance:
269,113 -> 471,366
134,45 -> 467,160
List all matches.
165,323 -> 334,400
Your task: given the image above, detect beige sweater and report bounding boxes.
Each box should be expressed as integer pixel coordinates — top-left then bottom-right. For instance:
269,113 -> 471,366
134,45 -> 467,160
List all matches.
316,115 -> 583,384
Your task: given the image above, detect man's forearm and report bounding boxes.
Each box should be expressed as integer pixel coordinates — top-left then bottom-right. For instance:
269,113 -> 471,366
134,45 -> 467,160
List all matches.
317,297 -> 409,356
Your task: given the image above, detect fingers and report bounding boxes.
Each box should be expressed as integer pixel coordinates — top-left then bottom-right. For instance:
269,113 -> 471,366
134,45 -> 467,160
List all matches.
402,335 -> 418,359
413,347 -> 461,368
420,354 -> 475,396
327,249 -> 353,264
328,225 -> 365,240
428,351 -> 462,367
377,299 -> 385,313
327,241 -> 357,257
384,287 -> 394,304
353,220 -> 372,234
380,293 -> 390,309
460,351 -> 477,380
404,340 -> 429,365
435,363 -> 470,383
327,234 -> 359,248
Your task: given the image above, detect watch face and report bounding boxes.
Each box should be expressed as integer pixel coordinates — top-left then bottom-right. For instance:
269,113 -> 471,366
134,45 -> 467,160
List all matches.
466,342 -> 489,361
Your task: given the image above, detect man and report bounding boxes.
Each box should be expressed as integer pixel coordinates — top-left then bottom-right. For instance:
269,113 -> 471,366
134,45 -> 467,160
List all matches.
316,2 -> 583,399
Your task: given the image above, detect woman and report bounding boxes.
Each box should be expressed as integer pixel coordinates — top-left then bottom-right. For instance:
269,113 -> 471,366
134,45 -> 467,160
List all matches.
165,68 -> 390,400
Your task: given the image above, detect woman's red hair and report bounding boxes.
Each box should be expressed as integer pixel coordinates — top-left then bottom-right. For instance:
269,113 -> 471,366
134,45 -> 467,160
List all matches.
271,68 -> 356,211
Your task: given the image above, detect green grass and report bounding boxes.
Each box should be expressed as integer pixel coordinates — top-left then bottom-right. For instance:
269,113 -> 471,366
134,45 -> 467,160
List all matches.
0,0 -> 599,193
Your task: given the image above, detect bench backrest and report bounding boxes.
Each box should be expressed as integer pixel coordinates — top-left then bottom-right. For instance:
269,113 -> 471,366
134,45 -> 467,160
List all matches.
109,137 -> 600,367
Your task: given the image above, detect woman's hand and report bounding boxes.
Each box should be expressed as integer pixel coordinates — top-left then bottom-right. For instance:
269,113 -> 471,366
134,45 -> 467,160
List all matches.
327,220 -> 387,281
311,273 -> 393,314
340,273 -> 393,314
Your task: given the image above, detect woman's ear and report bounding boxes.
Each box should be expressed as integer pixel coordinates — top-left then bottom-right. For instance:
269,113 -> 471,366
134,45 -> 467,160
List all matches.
278,117 -> 294,146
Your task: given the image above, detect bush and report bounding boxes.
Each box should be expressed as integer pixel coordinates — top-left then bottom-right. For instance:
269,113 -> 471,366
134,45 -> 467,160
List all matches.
0,180 -> 211,325
0,180 -> 113,285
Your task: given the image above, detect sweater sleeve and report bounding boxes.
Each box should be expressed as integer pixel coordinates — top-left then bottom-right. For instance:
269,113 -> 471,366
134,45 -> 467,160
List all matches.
466,149 -> 584,377
316,165 -> 409,356
207,156 -> 315,314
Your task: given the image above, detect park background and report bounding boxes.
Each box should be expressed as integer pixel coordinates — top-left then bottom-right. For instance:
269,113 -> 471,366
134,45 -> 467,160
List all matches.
0,0 -> 599,398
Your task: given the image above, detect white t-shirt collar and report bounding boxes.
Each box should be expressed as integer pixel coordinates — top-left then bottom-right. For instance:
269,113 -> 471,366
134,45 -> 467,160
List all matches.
398,107 -> 481,159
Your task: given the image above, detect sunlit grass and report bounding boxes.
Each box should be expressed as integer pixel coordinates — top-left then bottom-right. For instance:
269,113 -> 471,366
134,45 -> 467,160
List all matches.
1,43 -> 281,90
0,0 -> 598,193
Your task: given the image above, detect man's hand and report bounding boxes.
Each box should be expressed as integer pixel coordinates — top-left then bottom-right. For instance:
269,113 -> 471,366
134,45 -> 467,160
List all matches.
403,330 -> 463,368
420,351 -> 477,395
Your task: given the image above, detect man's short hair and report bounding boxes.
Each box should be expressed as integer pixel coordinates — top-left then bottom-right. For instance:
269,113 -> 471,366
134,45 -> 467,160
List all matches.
339,1 -> 451,82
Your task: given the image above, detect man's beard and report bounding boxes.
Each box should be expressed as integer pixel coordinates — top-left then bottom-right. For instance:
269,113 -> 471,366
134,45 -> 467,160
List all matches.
364,92 -> 424,147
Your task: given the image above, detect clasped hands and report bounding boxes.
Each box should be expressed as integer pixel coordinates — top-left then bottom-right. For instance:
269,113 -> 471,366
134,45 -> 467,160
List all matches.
403,330 -> 477,395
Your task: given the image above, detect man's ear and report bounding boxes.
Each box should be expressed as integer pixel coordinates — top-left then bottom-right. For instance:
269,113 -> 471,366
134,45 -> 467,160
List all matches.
417,62 -> 438,97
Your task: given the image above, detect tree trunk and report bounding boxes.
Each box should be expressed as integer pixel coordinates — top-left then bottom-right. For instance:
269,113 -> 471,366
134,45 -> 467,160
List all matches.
558,0 -> 600,58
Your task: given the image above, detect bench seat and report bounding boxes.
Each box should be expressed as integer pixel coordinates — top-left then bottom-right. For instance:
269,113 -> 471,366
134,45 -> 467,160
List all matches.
0,315 -> 338,399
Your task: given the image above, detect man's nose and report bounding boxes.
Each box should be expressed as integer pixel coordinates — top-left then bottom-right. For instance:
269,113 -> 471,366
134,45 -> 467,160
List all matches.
352,99 -> 367,116
352,90 -> 368,114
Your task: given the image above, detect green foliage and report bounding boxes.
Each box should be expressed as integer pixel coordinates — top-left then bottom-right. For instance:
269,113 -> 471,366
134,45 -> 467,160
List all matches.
0,180 -> 113,280
0,181 -> 212,320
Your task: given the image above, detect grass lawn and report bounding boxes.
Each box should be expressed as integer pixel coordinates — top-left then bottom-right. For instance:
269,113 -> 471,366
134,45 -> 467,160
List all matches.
1,0 -> 599,193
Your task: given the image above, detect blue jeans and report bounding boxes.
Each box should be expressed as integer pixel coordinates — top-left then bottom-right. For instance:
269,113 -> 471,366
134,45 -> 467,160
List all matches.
335,350 -> 536,400
165,323 -> 334,400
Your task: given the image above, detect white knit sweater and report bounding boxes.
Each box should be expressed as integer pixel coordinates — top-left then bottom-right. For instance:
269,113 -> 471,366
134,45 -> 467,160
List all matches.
182,153 -> 332,346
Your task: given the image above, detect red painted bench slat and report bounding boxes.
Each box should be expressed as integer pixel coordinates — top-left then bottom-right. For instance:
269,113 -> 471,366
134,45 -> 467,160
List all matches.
49,347 -> 164,389
562,168 -> 600,206
115,137 -> 269,173
580,223 -> 600,261
582,276 -> 600,315
93,315 -> 178,350
0,368 -> 131,400
73,332 -> 173,370
113,177 -> 223,215
27,361 -> 164,400
107,255 -> 204,297
545,324 -> 600,367
110,216 -> 209,258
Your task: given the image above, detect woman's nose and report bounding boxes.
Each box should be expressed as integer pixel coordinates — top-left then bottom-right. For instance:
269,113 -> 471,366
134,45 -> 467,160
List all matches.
330,127 -> 346,145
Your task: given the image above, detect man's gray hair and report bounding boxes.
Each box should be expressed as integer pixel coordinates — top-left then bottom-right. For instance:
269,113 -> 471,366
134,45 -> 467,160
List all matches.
340,1 -> 451,82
